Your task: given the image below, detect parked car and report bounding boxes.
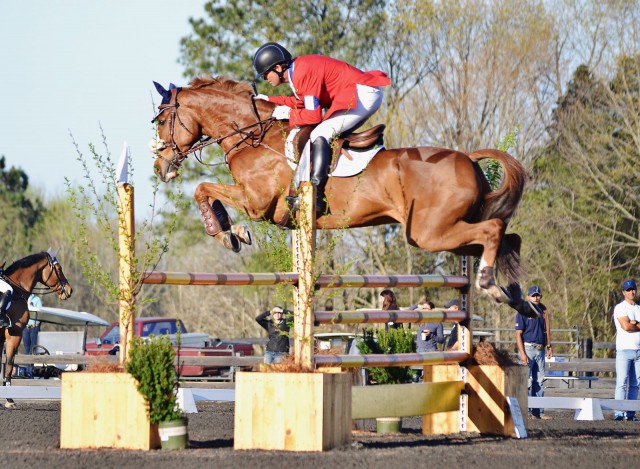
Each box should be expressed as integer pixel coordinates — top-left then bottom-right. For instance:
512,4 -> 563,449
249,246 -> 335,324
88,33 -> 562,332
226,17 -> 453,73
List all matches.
85,317 -> 254,378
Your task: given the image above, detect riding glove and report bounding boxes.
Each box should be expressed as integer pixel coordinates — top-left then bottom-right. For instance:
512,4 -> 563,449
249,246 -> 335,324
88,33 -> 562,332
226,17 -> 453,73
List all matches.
254,94 -> 269,101
272,105 -> 291,120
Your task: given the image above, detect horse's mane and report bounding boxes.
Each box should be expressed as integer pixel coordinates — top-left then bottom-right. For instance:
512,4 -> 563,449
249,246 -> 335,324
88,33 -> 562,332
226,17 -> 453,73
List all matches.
188,76 -> 254,97
3,252 -> 47,276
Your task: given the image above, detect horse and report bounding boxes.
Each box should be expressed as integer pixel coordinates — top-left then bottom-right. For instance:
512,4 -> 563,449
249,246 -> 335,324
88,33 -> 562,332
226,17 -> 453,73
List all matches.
0,250 -> 73,407
150,77 -> 527,303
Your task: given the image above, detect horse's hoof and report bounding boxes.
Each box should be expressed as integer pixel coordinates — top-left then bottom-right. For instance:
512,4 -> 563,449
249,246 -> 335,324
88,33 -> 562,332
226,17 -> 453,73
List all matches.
4,400 -> 16,409
485,285 -> 504,301
218,232 -> 242,253
477,266 -> 495,289
286,196 -> 300,212
231,225 -> 252,245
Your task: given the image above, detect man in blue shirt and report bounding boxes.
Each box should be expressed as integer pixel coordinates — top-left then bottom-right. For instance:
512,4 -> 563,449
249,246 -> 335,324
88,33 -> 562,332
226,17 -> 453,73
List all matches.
515,286 -> 552,419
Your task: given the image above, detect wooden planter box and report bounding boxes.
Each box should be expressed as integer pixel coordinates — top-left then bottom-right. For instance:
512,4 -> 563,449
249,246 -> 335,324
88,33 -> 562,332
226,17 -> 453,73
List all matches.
423,364 -> 528,436
234,371 -> 351,451
60,372 -> 160,450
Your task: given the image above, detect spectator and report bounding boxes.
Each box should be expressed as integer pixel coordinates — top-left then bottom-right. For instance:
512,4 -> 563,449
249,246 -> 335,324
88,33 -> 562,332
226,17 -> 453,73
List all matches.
515,286 -> 552,420
22,294 -> 42,378
445,299 -> 461,351
613,279 -> 640,421
256,306 -> 291,364
414,300 -> 444,382
416,301 -> 444,352
380,289 -> 401,330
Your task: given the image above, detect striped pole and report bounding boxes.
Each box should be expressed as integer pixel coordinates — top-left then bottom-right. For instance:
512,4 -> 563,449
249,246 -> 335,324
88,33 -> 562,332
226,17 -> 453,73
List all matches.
314,309 -> 467,325
142,271 -> 298,286
314,351 -> 469,368
141,271 -> 468,289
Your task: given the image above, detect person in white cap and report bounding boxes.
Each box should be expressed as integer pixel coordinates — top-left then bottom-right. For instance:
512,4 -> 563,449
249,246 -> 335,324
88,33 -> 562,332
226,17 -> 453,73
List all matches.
256,306 -> 291,364
613,279 -> 640,421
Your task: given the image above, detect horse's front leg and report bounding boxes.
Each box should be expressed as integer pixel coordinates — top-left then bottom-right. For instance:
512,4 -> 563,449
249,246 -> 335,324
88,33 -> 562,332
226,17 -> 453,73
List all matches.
194,182 -> 260,252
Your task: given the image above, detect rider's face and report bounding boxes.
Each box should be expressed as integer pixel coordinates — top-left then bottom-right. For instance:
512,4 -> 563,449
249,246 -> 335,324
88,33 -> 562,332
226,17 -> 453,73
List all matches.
265,65 -> 285,87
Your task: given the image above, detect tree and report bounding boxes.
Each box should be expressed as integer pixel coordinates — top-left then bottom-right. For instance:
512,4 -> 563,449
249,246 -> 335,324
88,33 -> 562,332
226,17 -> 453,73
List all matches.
179,0 -> 387,82
0,156 -> 44,260
515,54 -> 640,346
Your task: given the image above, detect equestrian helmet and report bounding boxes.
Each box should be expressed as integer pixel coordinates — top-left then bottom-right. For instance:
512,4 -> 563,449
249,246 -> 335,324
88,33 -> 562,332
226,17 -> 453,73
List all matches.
253,42 -> 292,78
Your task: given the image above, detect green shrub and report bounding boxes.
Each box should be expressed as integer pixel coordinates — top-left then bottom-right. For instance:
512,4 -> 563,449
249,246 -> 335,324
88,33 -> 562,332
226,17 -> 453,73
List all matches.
356,328 -> 416,384
125,335 -> 183,424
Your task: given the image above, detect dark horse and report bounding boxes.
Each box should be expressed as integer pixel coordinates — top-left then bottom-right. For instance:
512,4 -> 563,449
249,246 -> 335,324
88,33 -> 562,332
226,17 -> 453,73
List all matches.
151,77 -> 526,303
1,250 -> 72,407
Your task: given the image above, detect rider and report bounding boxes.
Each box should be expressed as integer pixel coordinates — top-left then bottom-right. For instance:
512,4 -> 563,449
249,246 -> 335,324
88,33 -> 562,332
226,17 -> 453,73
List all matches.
253,42 -> 391,213
0,277 -> 13,328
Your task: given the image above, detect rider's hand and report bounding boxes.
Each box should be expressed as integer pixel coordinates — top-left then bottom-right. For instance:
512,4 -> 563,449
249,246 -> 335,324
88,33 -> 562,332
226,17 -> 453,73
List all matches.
272,105 -> 291,120
254,94 -> 269,101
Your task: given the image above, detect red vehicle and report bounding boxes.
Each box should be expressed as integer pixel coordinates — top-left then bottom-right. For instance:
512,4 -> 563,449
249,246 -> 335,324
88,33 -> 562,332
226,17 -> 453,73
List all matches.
85,317 -> 254,378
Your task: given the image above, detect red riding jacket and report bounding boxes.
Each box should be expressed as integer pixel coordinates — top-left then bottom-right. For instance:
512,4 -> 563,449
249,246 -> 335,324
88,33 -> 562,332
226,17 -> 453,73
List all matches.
266,55 -> 391,128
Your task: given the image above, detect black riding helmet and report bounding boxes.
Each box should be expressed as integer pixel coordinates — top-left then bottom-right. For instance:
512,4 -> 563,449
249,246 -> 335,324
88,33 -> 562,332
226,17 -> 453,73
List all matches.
253,42 -> 292,79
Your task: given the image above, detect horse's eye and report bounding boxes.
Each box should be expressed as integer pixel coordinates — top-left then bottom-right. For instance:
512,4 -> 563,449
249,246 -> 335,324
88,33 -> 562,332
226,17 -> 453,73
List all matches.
156,119 -> 165,126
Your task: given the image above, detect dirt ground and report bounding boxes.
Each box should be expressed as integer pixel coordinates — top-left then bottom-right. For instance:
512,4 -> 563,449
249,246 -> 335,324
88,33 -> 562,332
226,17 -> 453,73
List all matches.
0,400 -> 639,469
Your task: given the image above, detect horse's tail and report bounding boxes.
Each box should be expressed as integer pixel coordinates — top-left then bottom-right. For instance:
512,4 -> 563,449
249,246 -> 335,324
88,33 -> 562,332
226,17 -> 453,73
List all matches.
470,149 -> 527,284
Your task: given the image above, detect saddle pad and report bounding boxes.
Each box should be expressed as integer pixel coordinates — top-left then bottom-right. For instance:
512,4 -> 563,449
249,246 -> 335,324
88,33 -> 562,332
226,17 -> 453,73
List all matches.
285,129 -> 383,178
330,146 -> 384,177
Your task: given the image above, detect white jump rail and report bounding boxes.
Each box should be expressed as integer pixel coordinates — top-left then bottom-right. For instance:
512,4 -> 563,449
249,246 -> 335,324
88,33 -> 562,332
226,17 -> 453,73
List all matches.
528,396 -> 640,420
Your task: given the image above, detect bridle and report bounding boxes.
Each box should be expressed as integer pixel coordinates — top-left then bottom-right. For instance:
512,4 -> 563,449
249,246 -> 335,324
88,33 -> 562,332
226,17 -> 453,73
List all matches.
152,87 -> 277,172
32,252 -> 70,297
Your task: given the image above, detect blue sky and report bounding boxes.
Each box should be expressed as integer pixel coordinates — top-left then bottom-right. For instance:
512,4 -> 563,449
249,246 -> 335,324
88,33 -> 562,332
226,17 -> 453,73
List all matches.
0,1 -> 205,212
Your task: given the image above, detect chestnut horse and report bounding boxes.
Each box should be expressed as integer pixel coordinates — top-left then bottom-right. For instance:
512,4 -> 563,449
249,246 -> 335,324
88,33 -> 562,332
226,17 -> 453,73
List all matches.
151,77 -> 526,302
1,250 -> 72,407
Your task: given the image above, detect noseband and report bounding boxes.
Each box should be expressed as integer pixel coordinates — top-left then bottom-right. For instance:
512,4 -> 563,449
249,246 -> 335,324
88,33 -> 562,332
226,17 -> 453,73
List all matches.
152,87 -> 276,170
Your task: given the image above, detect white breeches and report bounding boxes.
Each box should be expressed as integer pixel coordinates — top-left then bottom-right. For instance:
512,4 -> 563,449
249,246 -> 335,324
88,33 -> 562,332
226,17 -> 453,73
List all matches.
0,279 -> 12,294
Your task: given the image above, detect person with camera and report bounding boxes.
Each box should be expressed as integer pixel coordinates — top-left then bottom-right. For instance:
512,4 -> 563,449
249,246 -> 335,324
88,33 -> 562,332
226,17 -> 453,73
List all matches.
256,306 -> 291,364
416,300 -> 444,353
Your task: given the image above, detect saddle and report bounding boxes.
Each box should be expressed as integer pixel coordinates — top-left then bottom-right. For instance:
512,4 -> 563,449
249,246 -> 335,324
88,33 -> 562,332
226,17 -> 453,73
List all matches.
292,125 -> 386,170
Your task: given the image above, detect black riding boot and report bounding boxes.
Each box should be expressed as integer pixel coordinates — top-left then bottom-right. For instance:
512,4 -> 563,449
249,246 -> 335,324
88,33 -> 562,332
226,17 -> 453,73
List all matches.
310,137 -> 332,214
0,291 -> 12,328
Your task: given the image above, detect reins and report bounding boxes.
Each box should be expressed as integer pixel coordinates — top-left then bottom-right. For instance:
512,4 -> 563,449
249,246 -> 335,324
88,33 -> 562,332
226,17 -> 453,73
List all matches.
153,87 -> 278,169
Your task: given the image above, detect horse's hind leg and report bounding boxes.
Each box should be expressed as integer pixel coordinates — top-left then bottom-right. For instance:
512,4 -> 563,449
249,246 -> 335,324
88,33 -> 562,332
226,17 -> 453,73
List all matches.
410,218 -> 506,300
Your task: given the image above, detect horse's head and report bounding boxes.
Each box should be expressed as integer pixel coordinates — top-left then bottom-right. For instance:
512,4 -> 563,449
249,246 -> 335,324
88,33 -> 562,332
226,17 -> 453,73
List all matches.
41,249 -> 73,300
150,77 -> 278,183
150,82 -> 202,182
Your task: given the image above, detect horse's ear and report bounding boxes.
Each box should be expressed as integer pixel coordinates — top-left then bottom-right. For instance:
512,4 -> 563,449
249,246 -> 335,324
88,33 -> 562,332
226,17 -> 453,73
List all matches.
169,83 -> 177,90
153,81 -> 168,98
46,247 -> 60,259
